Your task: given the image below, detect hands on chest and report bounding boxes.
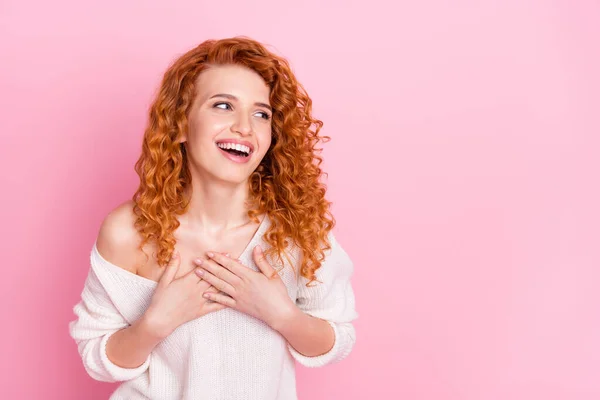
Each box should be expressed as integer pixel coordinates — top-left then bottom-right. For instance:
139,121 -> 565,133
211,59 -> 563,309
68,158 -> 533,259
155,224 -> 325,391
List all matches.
194,246 -> 297,329
143,245 -> 297,339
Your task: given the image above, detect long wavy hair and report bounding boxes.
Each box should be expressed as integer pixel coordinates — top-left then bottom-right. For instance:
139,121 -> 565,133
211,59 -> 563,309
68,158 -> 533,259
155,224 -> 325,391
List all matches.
132,37 -> 335,285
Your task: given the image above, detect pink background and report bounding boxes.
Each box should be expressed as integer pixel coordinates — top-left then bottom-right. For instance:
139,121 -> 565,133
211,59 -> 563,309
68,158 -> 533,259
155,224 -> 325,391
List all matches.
1,0 -> 599,399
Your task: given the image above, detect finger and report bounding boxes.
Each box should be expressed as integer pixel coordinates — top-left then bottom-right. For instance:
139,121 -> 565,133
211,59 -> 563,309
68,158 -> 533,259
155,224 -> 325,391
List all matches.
204,285 -> 219,293
203,301 -> 228,313
252,246 -> 277,279
175,264 -> 206,287
206,252 -> 247,277
196,257 -> 242,286
158,250 -> 180,287
203,291 -> 236,308
195,276 -> 213,291
195,268 -> 236,297
191,252 -> 228,283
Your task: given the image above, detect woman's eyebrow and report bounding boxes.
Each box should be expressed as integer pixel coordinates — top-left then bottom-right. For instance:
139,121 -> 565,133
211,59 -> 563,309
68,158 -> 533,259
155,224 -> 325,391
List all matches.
209,93 -> 272,112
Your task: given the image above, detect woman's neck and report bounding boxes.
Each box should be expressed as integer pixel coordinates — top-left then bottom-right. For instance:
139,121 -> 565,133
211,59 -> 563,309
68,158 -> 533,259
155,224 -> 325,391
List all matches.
181,178 -> 254,234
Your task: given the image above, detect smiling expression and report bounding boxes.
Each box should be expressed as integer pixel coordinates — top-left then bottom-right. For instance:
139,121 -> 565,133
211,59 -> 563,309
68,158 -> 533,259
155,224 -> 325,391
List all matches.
182,64 -> 273,184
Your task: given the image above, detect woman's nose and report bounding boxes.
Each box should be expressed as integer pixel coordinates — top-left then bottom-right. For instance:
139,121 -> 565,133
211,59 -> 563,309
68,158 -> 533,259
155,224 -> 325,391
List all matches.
231,113 -> 253,136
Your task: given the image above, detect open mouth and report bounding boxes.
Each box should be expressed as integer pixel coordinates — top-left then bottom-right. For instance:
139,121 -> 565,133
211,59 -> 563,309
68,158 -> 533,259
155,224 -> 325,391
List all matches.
216,142 -> 252,158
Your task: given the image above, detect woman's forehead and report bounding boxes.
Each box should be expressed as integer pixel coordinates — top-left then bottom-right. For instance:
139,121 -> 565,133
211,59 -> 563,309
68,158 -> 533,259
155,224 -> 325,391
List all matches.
195,65 -> 270,103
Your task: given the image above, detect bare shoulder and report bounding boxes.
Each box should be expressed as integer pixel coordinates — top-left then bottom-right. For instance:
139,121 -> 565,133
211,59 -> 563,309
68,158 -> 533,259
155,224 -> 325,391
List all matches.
96,200 -> 145,274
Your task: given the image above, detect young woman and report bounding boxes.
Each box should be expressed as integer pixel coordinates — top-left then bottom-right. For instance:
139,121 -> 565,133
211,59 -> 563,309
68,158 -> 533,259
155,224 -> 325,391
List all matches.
69,37 -> 357,400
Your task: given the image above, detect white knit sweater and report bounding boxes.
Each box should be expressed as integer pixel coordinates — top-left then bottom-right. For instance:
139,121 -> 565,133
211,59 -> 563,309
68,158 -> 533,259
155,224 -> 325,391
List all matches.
69,216 -> 358,400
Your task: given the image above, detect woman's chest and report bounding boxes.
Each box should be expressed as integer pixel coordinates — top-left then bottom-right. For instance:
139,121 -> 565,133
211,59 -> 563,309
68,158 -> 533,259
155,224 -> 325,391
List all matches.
136,223 -> 262,282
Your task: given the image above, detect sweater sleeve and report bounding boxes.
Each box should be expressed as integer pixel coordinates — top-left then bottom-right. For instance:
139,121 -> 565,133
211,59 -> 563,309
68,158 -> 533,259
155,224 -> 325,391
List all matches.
68,265 -> 151,382
288,232 -> 358,367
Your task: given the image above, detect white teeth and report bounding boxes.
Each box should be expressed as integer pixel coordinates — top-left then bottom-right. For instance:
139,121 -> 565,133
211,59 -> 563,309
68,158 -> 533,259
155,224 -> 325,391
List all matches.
216,142 -> 251,156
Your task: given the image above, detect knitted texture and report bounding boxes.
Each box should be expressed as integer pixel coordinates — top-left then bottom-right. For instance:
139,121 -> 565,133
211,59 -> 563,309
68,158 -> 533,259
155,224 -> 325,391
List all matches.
69,217 -> 357,400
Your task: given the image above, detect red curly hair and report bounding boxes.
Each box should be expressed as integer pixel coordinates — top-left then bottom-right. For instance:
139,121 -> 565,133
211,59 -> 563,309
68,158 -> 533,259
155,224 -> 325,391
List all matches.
132,37 -> 335,285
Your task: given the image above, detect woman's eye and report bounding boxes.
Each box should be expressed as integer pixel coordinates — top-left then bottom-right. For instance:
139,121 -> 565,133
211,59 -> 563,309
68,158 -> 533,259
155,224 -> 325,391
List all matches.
255,111 -> 271,120
214,102 -> 232,110
213,102 -> 269,120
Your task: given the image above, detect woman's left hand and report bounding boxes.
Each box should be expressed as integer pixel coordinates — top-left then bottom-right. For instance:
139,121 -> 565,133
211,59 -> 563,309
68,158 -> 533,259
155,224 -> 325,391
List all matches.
194,246 -> 298,330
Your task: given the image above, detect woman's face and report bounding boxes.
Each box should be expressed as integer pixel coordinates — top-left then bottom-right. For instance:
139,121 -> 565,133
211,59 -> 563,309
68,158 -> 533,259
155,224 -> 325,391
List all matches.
183,64 -> 273,185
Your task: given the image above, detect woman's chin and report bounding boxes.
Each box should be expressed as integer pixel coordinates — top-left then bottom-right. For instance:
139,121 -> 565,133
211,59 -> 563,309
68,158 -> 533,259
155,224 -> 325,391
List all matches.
209,172 -> 253,186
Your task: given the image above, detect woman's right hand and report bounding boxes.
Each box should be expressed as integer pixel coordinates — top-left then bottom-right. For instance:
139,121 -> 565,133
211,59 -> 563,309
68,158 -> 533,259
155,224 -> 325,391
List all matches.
143,251 -> 228,339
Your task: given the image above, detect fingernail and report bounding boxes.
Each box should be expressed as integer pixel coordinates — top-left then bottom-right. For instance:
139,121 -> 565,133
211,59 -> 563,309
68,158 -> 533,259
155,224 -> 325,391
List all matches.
207,252 -> 214,258
196,269 -> 204,276
225,253 -> 230,257
195,259 -> 203,265
172,251 -> 179,259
